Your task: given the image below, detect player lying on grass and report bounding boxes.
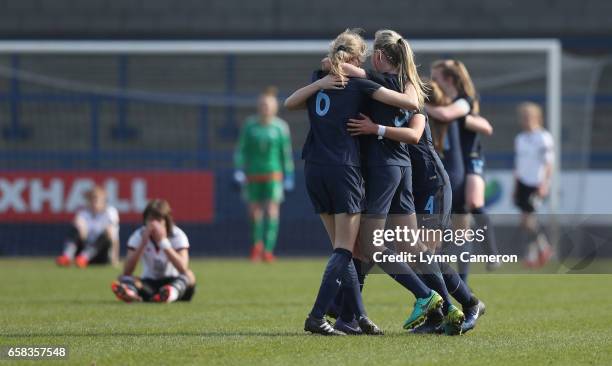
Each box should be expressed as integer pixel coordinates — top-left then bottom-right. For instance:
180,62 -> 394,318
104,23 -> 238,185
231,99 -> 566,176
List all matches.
234,86 -> 294,263
285,28 -> 441,336
56,185 -> 119,268
111,199 -> 196,303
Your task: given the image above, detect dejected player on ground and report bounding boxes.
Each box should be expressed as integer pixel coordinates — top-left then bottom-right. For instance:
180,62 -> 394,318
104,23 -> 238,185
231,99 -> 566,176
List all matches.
111,199 -> 196,303
55,185 -> 119,268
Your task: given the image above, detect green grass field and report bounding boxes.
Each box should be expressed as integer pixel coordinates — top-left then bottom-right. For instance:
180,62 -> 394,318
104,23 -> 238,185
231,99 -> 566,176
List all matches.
1,258 -> 612,365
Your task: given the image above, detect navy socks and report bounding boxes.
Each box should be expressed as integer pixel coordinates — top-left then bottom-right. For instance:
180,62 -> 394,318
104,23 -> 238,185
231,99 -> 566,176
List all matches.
338,260 -> 367,321
415,252 -> 454,313
379,248 -> 430,299
439,261 -> 476,308
310,248 -> 353,319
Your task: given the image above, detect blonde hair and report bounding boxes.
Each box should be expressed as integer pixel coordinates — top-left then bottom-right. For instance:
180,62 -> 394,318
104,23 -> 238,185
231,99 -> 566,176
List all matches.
432,59 -> 479,114
517,101 -> 543,126
261,85 -> 278,98
425,79 -> 451,154
328,29 -> 368,82
373,29 -> 427,110
86,185 -> 106,202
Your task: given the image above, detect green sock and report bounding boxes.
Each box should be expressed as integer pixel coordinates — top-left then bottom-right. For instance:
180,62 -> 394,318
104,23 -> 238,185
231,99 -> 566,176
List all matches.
264,217 -> 279,252
251,216 -> 264,246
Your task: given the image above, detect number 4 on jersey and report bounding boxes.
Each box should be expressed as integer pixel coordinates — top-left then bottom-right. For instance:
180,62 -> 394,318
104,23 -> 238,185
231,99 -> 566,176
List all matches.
425,195 -> 434,214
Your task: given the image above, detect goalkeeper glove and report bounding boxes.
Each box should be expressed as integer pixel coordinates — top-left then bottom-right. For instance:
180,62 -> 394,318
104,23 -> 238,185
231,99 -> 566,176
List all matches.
233,170 -> 246,185
283,173 -> 295,192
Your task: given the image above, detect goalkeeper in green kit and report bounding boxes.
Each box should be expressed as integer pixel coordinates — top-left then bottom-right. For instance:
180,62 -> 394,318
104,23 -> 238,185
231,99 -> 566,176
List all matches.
234,87 -> 295,262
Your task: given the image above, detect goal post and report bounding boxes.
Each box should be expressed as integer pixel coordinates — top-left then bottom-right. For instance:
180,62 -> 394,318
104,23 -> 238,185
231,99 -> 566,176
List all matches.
0,39 -> 562,213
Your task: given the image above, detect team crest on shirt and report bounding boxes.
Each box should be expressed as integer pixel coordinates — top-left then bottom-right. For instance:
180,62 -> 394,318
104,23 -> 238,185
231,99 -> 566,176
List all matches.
393,110 -> 411,127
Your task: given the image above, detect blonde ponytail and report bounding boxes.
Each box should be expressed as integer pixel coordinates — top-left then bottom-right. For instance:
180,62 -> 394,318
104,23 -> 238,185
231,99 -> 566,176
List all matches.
328,29 -> 368,82
396,38 -> 427,110
424,79 -> 450,154
373,29 -> 427,110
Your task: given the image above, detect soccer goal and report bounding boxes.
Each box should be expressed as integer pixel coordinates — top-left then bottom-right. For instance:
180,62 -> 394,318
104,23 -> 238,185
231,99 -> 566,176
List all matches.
0,39 -> 565,216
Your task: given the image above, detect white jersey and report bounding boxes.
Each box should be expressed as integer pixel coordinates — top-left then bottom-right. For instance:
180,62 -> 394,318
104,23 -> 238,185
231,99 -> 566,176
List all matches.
126,226 -> 190,280
514,128 -> 554,187
76,206 -> 119,244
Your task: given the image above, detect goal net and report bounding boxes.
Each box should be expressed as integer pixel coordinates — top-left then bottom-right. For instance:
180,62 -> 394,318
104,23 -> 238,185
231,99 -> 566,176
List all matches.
0,40 -> 605,260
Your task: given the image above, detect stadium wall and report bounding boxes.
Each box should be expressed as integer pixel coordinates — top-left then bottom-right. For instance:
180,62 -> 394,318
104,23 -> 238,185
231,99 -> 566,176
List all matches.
0,0 -> 611,42
2,169 -> 612,258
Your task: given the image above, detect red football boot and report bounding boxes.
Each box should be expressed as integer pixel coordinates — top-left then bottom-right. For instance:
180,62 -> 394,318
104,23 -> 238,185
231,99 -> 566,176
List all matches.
111,281 -> 142,303
250,242 -> 264,262
74,255 -> 89,268
262,251 -> 276,263
55,255 -> 71,267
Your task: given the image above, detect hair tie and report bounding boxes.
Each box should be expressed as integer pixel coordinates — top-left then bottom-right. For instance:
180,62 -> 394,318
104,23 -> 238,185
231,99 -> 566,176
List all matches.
336,45 -> 349,52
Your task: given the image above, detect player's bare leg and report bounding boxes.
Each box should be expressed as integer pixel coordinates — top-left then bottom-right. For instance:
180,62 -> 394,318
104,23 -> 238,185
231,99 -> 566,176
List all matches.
522,211 -> 552,268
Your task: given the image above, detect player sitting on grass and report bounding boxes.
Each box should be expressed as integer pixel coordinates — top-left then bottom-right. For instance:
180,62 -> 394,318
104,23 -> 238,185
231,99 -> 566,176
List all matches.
111,199 -> 196,303
56,185 -> 119,268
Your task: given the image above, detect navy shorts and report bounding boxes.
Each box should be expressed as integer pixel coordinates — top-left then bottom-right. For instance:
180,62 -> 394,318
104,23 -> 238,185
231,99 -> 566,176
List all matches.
304,162 -> 364,214
465,156 -> 485,176
363,165 -> 415,215
414,166 -> 452,230
445,169 -> 466,214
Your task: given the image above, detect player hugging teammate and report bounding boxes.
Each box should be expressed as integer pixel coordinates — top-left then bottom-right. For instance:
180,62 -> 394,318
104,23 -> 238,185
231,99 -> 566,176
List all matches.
426,60 -> 500,280
285,29 -> 488,335
111,199 -> 197,303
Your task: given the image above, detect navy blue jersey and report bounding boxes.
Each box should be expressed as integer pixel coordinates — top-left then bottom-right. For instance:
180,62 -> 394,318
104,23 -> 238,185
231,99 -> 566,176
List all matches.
301,70 -> 382,166
408,113 -> 447,189
440,119 -> 465,186
457,96 -> 483,161
359,70 -> 411,167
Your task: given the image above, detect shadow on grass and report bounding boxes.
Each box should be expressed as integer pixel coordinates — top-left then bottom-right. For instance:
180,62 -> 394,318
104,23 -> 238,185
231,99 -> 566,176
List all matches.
1,299 -> 122,305
1,330 -> 309,338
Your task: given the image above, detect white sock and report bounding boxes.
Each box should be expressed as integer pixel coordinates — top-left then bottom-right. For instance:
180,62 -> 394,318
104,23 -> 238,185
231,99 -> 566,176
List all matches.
80,245 -> 97,260
526,244 -> 539,263
536,233 -> 551,252
63,242 -> 77,259
167,286 -> 179,302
